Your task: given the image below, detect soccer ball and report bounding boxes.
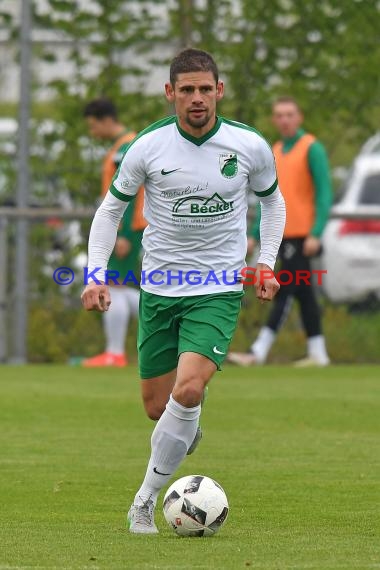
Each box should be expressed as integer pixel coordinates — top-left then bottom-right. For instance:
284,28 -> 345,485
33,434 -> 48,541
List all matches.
163,475 -> 229,537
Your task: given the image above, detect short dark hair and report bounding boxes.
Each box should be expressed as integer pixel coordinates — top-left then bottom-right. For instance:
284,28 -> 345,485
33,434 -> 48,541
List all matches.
272,96 -> 301,111
170,48 -> 219,85
83,98 -> 118,120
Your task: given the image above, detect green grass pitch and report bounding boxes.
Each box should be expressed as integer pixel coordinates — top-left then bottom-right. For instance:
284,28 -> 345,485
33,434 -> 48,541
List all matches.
1,365 -> 379,569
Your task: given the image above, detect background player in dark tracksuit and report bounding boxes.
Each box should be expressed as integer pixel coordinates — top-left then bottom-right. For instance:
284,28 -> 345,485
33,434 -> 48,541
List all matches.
82,98 -> 145,367
229,96 -> 332,366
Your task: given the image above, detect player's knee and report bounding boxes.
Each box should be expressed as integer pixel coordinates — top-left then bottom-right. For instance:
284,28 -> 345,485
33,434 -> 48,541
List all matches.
173,377 -> 205,407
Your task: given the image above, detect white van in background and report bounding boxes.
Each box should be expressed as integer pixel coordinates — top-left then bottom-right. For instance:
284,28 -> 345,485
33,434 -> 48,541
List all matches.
321,133 -> 380,304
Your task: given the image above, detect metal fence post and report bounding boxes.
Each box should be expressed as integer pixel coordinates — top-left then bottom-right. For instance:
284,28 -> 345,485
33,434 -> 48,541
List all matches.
12,0 -> 32,364
0,217 -> 8,362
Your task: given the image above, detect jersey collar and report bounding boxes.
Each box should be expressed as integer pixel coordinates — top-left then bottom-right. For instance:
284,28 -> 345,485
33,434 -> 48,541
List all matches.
282,128 -> 305,145
175,116 -> 222,146
281,128 -> 306,153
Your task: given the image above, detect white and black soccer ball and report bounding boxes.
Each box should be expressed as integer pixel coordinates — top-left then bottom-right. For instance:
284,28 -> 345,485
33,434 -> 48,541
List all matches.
163,475 -> 229,537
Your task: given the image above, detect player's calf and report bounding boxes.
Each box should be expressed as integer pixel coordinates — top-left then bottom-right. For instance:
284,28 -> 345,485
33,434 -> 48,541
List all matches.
141,370 -> 176,420
143,400 -> 166,421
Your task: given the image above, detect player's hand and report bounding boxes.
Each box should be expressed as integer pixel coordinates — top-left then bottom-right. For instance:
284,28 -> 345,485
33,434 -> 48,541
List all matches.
255,262 -> 280,303
247,237 -> 257,257
114,237 -> 132,259
81,282 -> 111,312
303,235 -> 321,257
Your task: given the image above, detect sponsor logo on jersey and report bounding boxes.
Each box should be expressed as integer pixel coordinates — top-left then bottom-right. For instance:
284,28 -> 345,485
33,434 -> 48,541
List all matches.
219,152 -> 238,178
160,182 -> 207,199
172,192 -> 234,218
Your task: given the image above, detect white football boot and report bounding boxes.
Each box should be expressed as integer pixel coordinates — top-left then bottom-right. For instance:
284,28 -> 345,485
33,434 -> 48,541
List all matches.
127,498 -> 158,534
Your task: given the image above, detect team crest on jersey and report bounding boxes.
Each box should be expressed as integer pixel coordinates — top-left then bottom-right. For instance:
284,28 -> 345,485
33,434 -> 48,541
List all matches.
219,152 -> 238,179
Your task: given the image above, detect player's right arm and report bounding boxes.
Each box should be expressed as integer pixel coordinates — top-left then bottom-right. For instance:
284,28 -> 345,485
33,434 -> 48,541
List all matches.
81,140 -> 146,312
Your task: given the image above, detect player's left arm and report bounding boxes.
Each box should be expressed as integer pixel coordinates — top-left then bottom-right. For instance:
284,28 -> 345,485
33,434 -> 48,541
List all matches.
249,139 -> 286,301
304,141 -> 333,256
247,202 -> 261,256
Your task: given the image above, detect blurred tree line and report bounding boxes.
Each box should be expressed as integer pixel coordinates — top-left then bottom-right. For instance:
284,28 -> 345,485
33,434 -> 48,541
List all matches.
2,0 -> 379,190
1,0 -> 380,362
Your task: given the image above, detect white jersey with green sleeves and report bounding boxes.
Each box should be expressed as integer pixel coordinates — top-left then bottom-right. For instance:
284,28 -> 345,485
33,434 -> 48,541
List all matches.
111,115 -> 278,297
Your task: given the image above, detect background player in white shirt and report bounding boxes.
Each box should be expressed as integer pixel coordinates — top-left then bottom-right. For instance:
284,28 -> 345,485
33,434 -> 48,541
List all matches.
81,48 -> 286,534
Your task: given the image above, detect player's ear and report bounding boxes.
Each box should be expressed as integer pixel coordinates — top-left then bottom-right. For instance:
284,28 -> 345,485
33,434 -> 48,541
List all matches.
216,80 -> 224,102
165,82 -> 175,103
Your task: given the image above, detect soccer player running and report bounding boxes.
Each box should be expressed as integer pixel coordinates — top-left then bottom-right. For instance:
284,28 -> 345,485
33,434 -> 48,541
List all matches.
229,97 -> 332,367
81,49 -> 286,534
82,98 -> 146,367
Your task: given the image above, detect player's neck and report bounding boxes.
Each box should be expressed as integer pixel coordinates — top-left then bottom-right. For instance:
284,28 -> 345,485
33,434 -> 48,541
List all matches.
281,128 -> 304,142
177,115 -> 218,139
110,123 -> 127,141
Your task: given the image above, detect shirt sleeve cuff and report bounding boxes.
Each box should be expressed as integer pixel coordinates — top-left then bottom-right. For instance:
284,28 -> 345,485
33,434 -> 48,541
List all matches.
257,254 -> 275,271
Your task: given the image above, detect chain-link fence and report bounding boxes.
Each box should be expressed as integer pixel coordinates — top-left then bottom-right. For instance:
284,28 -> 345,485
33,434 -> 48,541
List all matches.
0,207 -> 379,364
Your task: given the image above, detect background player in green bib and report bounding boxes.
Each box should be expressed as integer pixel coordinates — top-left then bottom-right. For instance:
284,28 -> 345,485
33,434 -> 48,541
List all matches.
81,49 -> 286,533
82,99 -> 145,367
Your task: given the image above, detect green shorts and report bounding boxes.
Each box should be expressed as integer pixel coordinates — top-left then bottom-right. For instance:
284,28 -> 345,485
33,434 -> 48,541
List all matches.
138,290 -> 244,379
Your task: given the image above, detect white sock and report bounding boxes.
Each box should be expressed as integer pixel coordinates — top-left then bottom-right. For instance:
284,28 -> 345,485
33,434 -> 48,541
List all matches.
307,335 -> 330,364
125,287 -> 140,318
250,326 -> 276,364
103,287 -> 131,354
134,395 -> 201,506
